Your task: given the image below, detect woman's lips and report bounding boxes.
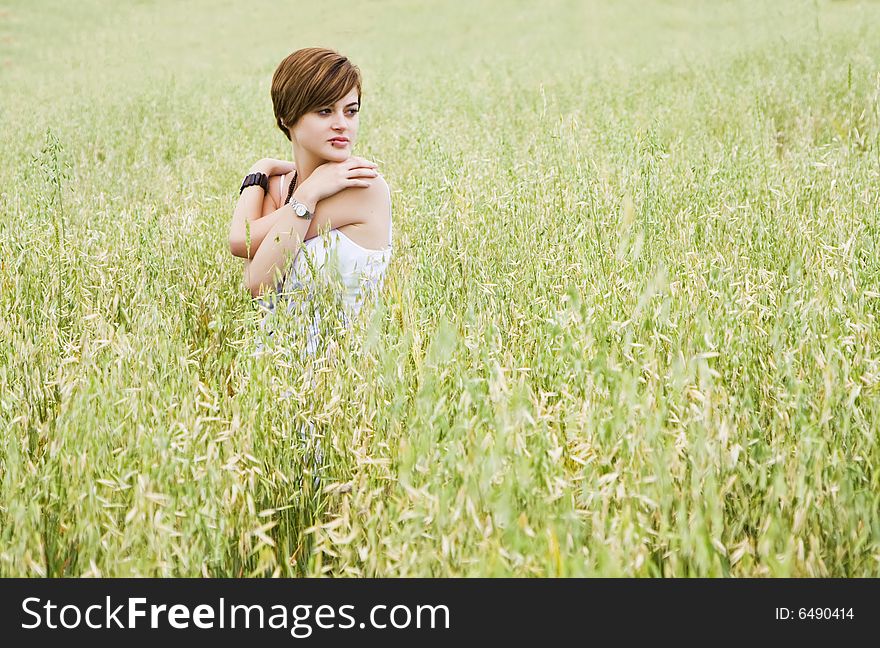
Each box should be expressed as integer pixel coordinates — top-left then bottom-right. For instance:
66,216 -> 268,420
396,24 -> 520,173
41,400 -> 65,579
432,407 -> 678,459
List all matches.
329,138 -> 349,147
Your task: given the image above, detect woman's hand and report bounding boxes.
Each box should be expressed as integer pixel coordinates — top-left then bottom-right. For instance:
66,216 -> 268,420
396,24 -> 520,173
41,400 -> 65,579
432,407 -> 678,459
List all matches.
249,158 -> 296,176
297,156 -> 379,204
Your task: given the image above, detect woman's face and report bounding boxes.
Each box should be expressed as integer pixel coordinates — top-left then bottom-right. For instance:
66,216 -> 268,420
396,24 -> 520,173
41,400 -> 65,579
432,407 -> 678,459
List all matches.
290,88 -> 360,163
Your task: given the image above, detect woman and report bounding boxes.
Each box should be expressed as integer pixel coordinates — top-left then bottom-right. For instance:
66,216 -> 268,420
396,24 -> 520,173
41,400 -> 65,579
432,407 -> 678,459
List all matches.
228,47 -> 393,358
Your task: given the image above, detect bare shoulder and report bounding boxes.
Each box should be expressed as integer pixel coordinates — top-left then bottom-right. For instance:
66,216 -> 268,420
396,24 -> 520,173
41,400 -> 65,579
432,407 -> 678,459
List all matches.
307,173 -> 391,246
320,173 -> 391,218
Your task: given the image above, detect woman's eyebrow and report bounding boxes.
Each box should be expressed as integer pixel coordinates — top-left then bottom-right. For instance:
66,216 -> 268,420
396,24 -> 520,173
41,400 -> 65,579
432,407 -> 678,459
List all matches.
344,102 -> 359,108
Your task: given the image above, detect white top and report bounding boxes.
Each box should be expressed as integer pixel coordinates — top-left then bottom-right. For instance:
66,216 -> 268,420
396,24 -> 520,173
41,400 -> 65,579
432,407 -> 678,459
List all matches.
254,178 -> 393,357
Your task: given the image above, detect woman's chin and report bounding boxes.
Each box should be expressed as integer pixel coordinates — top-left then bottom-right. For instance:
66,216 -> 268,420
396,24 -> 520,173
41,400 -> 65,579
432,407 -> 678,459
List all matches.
323,145 -> 352,161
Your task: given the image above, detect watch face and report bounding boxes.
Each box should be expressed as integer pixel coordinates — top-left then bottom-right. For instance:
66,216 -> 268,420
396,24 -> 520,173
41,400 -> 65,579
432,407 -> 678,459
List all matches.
294,203 -> 307,217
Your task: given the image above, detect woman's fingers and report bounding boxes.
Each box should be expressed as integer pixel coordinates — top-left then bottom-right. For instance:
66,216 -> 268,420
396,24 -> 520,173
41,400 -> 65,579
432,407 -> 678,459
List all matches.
346,156 -> 378,169
344,161 -> 379,175
345,168 -> 379,179
345,174 -> 372,187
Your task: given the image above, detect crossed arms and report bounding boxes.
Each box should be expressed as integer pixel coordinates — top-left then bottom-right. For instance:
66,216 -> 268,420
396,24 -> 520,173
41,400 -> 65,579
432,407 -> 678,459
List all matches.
228,174 -> 390,298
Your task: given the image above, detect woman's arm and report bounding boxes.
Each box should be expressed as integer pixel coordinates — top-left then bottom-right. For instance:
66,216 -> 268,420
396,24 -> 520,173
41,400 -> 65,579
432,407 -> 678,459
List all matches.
228,160 -> 295,257
235,175 -> 391,260
230,207 -> 288,259
243,177 -> 390,297
244,185 -> 316,298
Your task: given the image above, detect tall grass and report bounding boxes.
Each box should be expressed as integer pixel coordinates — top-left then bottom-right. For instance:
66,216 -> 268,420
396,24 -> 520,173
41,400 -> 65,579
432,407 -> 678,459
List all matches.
0,0 -> 878,576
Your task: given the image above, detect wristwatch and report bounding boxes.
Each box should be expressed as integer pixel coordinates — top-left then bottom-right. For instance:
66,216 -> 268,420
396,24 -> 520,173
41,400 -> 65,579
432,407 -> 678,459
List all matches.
290,198 -> 312,220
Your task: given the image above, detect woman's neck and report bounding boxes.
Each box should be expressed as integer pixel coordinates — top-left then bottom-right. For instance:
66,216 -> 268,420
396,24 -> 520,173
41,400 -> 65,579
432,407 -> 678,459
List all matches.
291,144 -> 323,186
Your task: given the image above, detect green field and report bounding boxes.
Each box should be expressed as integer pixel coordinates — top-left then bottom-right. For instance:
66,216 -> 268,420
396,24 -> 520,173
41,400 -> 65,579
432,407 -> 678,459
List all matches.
1,0 -> 879,576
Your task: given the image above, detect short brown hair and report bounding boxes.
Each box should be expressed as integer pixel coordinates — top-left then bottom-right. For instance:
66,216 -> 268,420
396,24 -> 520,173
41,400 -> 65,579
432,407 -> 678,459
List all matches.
271,47 -> 362,141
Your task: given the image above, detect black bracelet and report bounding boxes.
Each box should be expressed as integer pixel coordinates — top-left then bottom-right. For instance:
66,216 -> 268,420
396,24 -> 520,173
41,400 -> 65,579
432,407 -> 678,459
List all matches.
240,172 -> 269,195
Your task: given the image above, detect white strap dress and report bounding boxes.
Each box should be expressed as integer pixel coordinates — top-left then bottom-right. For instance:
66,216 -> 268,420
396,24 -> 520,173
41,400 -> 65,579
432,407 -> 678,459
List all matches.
253,175 -> 393,358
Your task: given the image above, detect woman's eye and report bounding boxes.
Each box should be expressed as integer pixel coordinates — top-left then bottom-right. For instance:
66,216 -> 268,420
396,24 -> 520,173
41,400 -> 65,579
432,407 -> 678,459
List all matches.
318,108 -> 358,115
